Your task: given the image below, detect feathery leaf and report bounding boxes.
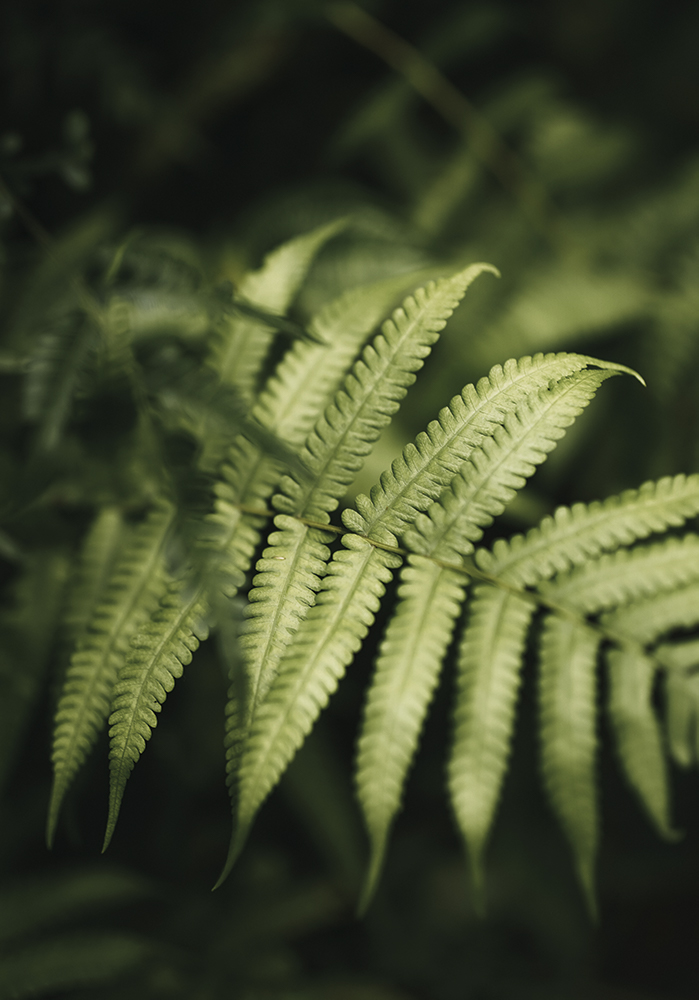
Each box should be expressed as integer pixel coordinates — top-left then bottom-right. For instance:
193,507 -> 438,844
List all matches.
209,219 -> 345,395
606,646 -> 679,840
539,615 -> 600,915
48,503 -> 174,846
448,586 -> 534,907
480,474 -> 699,586
356,557 -> 466,912
103,577 -> 209,849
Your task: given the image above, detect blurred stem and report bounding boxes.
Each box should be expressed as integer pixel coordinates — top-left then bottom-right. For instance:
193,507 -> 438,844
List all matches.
325,2 -> 562,249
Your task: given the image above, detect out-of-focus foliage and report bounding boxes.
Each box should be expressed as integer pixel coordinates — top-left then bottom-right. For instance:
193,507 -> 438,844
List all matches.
2,2 -> 699,999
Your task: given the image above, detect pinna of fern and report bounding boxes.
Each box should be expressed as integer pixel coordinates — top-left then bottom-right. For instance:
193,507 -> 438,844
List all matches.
38,221 -> 699,920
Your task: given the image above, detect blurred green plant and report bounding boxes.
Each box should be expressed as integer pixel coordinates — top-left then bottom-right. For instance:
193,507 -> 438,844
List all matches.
2,2 -> 699,998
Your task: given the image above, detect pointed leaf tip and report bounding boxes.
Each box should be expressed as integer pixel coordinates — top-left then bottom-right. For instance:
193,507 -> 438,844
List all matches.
580,355 -> 645,386
356,836 -> 389,917
212,825 -> 248,891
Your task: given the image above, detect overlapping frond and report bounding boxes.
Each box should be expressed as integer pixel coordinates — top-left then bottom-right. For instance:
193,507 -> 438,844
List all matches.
220,262 -> 499,877
351,353 -> 633,540
479,473 -> 699,585
104,577 -> 210,849
48,503 -> 174,845
208,219 -> 345,395
217,537 -> 401,884
606,647 -> 678,840
539,534 -> 699,613
355,367 -> 617,907
251,270 -> 430,447
36,220 -> 699,922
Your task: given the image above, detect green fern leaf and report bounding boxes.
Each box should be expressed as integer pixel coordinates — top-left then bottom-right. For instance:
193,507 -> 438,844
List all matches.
207,267 -> 412,580
215,274 -> 423,794
664,666 -> 699,769
252,269 -> 432,448
238,516 -> 333,730
539,615 -> 600,915
213,273 -> 426,819
355,367 -> 617,908
604,582 -> 699,647
351,353 -> 636,541
448,586 -> 534,906
539,534 -> 699,613
61,506 -> 126,648
606,646 -> 678,840
216,538 -> 401,885
209,219 -> 345,395
356,557 -> 466,912
275,262 -> 500,522
103,577 -> 209,849
657,640 -> 699,768
218,263 -> 498,880
48,504 -> 174,846
404,369 -> 618,559
480,474 -> 699,586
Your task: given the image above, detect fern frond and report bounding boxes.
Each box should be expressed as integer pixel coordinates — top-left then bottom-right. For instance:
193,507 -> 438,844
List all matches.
603,582 -> 699,646
103,577 -> 209,849
538,615 -> 600,915
480,474 -> 699,586
539,534 -> 699,614
61,506 -> 126,647
350,353 -> 635,541
238,516 -> 333,729
251,270 -> 432,448
606,647 -> 678,840
215,275 -> 424,792
209,219 -> 345,395
208,268 -> 412,577
448,587 -> 534,906
48,504 -> 174,846
216,538 -> 401,885
275,262 -> 500,523
219,263 -> 498,878
356,557 -> 466,912
663,661 -> 699,769
355,367 -> 616,907
404,369 -> 618,559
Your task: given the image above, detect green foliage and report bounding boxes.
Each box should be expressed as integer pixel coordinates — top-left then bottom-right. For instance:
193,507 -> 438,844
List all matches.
3,8 -> 699,995
0,869 -> 154,999
2,213 -> 697,922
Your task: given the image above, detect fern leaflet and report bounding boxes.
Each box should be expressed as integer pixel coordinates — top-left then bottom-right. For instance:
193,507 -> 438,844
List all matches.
606,647 -> 678,840
48,503 -> 174,845
538,615 -> 600,915
103,577 -> 209,849
448,587 -> 534,905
